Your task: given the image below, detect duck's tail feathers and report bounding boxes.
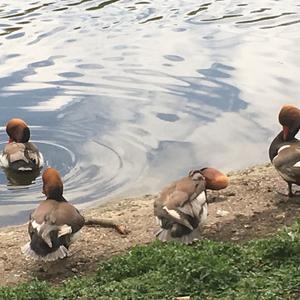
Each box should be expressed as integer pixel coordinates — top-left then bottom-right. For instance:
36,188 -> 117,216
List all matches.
21,242 -> 69,262
155,227 -> 201,245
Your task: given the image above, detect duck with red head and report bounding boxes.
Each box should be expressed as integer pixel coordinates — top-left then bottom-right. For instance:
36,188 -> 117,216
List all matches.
269,105 -> 300,197
0,118 -> 44,171
21,168 -> 85,261
154,168 -> 229,244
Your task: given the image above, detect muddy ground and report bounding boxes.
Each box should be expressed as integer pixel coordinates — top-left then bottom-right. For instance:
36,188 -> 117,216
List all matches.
1,163 -> 300,286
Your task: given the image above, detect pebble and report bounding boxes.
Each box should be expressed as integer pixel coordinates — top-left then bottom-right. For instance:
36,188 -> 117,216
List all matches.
216,209 -> 230,217
274,213 -> 286,220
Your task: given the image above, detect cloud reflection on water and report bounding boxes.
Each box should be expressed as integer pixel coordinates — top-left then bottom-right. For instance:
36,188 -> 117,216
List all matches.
0,0 -> 300,225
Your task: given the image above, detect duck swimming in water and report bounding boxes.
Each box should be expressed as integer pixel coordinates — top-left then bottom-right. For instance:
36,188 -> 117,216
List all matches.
269,105 -> 300,197
21,168 -> 85,261
154,167 -> 229,244
0,118 -> 44,171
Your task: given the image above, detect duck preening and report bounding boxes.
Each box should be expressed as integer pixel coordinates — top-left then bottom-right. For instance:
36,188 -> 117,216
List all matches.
0,118 -> 44,171
22,168 -> 128,262
154,168 -> 229,244
21,168 -> 85,261
269,105 -> 300,197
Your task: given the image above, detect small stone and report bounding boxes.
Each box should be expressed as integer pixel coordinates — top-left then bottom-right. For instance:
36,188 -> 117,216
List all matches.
216,209 -> 230,217
71,268 -> 78,273
274,213 -> 285,220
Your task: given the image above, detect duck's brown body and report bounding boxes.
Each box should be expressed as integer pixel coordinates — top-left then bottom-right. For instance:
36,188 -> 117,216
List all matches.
154,170 -> 208,244
154,168 -> 229,244
269,105 -> 300,197
22,168 -> 84,261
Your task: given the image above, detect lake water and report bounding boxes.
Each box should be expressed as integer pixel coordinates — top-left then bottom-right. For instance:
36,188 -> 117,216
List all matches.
0,0 -> 299,226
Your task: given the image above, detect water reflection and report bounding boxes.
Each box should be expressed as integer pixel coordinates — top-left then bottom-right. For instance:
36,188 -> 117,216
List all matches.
4,168 -> 41,186
0,0 -> 300,225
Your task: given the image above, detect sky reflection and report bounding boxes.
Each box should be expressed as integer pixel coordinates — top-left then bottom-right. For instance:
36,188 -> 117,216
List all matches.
0,0 -> 300,225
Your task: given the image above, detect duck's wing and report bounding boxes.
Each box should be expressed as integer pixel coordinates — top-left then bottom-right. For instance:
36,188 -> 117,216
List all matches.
1,142 -> 43,170
154,179 -> 208,244
155,176 -> 207,230
52,202 -> 85,233
154,190 -> 191,229
2,143 -> 26,163
31,200 -> 85,234
272,143 -> 300,183
24,142 -> 44,168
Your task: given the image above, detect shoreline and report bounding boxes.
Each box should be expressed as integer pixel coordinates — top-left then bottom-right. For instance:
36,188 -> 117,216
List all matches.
1,163 -> 300,286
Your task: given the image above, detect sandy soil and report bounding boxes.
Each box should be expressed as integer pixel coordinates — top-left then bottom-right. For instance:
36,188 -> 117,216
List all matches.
1,163 -> 300,286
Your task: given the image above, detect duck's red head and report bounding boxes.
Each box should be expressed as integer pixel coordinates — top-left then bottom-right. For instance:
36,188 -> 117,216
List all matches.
6,118 -> 30,143
42,168 -> 64,200
278,105 -> 300,141
200,167 -> 229,190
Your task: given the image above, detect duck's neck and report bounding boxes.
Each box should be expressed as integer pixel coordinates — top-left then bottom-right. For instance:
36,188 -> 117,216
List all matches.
47,195 -> 67,202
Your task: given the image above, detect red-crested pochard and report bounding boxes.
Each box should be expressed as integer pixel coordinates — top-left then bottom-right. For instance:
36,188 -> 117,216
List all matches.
269,105 -> 300,197
154,168 -> 229,244
21,168 -> 85,261
0,118 -> 44,171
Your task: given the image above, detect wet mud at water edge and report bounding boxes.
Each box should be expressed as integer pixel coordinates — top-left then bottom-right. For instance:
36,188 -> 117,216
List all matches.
0,0 -> 300,225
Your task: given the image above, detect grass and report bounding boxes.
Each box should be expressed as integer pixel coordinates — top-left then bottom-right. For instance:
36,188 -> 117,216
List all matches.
2,221 -> 300,299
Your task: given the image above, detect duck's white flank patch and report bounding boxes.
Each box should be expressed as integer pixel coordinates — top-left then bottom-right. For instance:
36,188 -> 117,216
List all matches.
278,145 -> 291,153
200,203 -> 208,224
293,161 -> 300,167
31,220 -> 42,232
273,145 -> 291,162
39,152 -> 44,168
70,231 -> 81,243
58,225 -> 72,237
196,191 -> 206,205
155,217 -> 162,226
163,206 -> 181,220
0,153 -> 9,168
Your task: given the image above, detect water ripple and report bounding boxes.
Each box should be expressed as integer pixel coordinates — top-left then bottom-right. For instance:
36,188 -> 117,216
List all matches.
0,127 -> 128,224
0,0 -> 300,225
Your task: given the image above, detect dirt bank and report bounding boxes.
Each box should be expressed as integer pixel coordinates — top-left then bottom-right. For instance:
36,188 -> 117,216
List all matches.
1,163 -> 300,286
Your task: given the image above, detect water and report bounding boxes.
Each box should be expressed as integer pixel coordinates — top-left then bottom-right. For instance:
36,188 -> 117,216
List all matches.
0,0 -> 300,226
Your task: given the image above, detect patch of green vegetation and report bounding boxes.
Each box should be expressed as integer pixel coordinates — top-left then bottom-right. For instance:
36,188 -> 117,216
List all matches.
2,221 -> 300,299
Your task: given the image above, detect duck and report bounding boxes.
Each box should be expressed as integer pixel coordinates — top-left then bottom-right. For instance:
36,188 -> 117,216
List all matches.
21,168 -> 85,261
0,118 -> 44,171
154,167 -> 229,244
269,105 -> 300,197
